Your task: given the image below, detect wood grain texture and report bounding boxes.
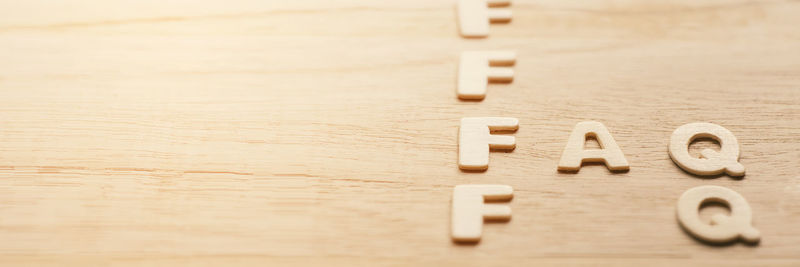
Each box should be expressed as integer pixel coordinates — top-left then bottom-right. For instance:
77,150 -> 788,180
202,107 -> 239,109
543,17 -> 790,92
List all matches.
0,0 -> 799,266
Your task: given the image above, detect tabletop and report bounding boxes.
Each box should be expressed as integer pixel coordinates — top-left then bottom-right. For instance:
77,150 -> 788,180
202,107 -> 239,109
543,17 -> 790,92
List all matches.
1,0 -> 799,266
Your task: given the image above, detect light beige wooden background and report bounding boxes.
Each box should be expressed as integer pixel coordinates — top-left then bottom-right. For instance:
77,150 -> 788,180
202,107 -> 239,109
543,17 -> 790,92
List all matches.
0,0 -> 799,266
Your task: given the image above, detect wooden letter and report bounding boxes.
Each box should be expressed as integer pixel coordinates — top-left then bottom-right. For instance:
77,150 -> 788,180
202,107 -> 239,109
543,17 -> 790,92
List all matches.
669,122 -> 745,177
457,51 -> 516,100
451,185 -> 513,243
459,117 -> 518,171
457,0 -> 512,37
557,121 -> 629,172
677,185 -> 760,244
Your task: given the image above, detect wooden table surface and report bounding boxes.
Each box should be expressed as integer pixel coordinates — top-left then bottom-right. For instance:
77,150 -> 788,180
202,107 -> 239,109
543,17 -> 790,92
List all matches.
1,0 -> 799,266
